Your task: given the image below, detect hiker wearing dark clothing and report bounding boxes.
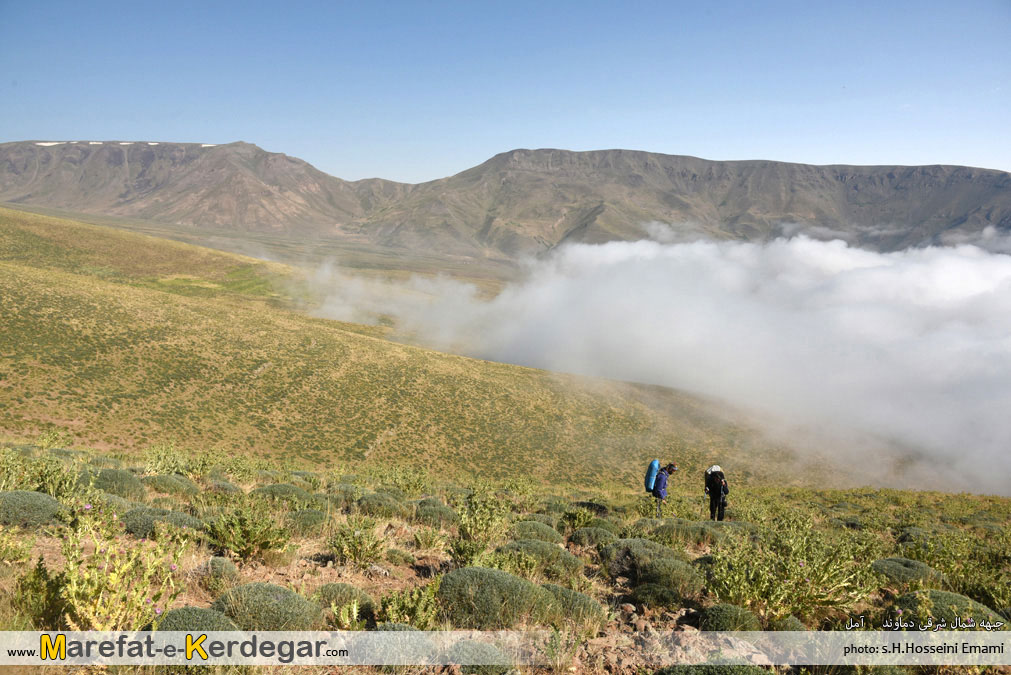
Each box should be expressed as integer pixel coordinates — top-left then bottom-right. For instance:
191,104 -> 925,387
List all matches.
704,465 -> 729,521
651,463 -> 678,517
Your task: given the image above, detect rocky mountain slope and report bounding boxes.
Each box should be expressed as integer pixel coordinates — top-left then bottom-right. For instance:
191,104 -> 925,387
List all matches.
2,140 -> 1009,259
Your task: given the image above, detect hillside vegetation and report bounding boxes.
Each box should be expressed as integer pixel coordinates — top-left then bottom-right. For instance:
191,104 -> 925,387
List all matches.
0,207 -> 789,487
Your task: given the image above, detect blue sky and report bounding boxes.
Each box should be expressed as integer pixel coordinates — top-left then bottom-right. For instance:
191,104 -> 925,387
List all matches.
1,0 -> 1008,183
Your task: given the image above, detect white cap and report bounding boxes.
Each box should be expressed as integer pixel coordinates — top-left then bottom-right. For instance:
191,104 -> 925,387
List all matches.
712,465 -> 722,473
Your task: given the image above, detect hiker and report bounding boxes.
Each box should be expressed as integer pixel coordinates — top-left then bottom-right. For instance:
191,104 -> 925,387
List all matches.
704,465 -> 729,521
651,462 -> 678,517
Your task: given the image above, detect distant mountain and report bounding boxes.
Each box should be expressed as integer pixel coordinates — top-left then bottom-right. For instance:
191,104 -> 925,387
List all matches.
3,140 -> 1009,258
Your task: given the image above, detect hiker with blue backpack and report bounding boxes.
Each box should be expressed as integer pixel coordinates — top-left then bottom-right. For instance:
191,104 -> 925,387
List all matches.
645,460 -> 678,517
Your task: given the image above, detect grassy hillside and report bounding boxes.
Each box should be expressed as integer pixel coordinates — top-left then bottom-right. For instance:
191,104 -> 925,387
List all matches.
0,207 -> 792,488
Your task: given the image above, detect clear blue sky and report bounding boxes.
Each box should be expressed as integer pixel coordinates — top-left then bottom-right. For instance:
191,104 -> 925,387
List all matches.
1,0 -> 1008,183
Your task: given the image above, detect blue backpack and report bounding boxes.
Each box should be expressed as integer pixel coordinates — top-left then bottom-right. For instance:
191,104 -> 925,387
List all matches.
644,459 -> 660,493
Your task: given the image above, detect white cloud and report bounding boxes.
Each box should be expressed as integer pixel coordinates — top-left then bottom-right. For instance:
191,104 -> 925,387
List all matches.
314,236 -> 1011,494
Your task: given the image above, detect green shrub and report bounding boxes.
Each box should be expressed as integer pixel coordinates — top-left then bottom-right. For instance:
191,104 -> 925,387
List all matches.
569,527 -> 618,548
454,487 -> 510,543
328,483 -> 362,507
379,577 -> 442,630
212,582 -> 321,630
375,485 -> 407,501
287,508 -> 328,535
13,557 -> 69,629
91,469 -> 145,500
518,513 -> 559,530
142,474 -> 199,496
437,567 -> 557,629
631,584 -> 683,610
768,614 -> 806,631
120,507 -> 204,539
357,492 -> 409,519
541,583 -> 605,634
509,520 -> 563,544
699,603 -> 762,631
99,492 -> 134,513
0,490 -> 64,527
599,538 -> 684,581
586,517 -> 621,534
251,483 -> 312,506
155,606 -> 239,631
494,540 -> 583,581
893,590 -> 1004,629
196,556 -> 239,595
328,516 -> 385,570
387,548 -> 416,566
314,583 -> 377,625
208,479 -> 241,493
872,557 -> 945,586
638,557 -> 705,598
204,504 -> 290,559
413,526 -> 447,553
540,497 -> 569,515
0,528 -> 34,565
561,508 -> 595,532
897,527 -> 931,545
651,519 -> 726,547
445,640 -> 510,675
416,503 -> 459,528
621,518 -> 663,538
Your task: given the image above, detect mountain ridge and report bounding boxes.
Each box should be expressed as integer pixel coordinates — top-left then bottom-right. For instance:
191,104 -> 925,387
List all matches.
2,140 -> 1009,260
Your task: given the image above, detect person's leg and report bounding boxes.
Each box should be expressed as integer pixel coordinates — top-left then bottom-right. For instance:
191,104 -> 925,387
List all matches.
709,494 -> 717,520
717,497 -> 726,521
655,497 -> 661,518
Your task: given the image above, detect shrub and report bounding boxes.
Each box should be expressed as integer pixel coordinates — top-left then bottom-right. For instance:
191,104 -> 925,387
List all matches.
387,548 -> 416,566
208,479 -> 241,494
453,487 -> 510,543
212,583 -> 321,630
155,606 -> 239,631
413,526 -> 447,553
415,503 -> 459,528
120,507 -> 204,539
379,577 -> 442,629
329,483 -> 362,507
13,557 -> 68,629
376,485 -> 407,501
706,515 -> 876,622
445,640 -> 510,675
699,603 -> 761,631
871,558 -> 945,586
518,513 -> 559,530
450,538 -> 487,567
651,519 -> 726,547
357,492 -> 409,519
314,583 -> 377,625
768,614 -> 806,631
91,469 -> 146,500
251,483 -> 312,506
599,538 -> 684,581
0,529 -> 34,564
638,557 -> 705,598
586,517 -> 620,534
621,518 -> 662,539
897,526 -> 931,545
561,508 -> 595,532
893,590 -> 1004,629
99,492 -> 134,513
287,509 -> 328,535
59,511 -> 188,630
142,474 -> 199,496
509,520 -> 563,544
204,504 -> 290,559
494,540 -> 583,581
569,527 -> 618,548
541,583 -> 605,634
437,567 -> 556,629
195,556 -> 239,595
328,516 -> 385,570
631,583 -> 684,610
0,490 -> 63,527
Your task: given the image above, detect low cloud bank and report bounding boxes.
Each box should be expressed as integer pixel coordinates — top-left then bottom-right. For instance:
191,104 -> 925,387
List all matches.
315,235 -> 1011,494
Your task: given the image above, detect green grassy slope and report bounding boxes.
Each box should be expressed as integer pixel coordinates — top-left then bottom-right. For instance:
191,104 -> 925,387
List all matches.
0,207 -> 789,487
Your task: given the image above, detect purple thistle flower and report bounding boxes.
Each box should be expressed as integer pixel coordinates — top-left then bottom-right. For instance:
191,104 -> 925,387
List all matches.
170,564 -> 178,571
84,504 -> 92,510
146,598 -> 152,604
155,607 -> 162,615
798,561 -> 805,567
896,609 -> 903,615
